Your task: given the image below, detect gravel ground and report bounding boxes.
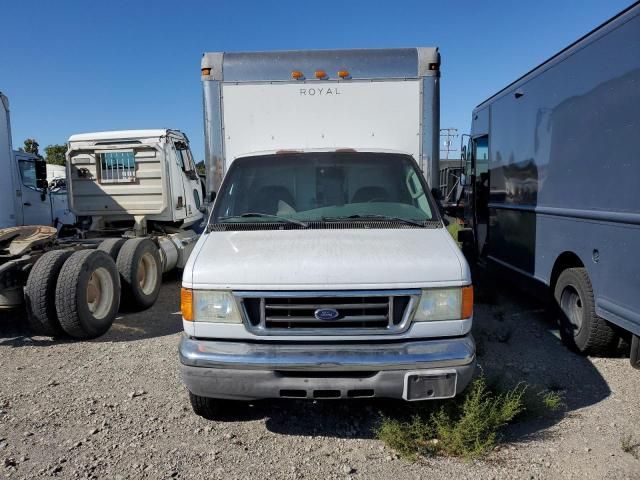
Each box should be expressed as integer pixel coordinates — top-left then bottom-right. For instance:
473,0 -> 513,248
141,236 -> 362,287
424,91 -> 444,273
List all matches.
0,275 -> 639,480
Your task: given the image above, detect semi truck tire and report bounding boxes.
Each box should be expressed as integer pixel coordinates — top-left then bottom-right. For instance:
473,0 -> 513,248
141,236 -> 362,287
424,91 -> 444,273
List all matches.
24,250 -> 73,336
116,238 -> 162,310
55,250 -> 120,339
97,238 -> 127,260
554,267 -> 618,355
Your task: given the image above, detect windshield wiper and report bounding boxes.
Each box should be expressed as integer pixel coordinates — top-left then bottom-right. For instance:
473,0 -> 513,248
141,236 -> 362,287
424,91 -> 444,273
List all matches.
321,214 -> 425,227
218,213 -> 309,228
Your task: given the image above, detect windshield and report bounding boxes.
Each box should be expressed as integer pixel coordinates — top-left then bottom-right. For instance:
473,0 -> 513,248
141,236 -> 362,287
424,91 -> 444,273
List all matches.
212,152 -> 437,226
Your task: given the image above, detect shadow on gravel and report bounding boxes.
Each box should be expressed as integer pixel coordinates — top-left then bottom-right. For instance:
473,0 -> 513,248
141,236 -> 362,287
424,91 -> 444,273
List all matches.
196,282 -> 613,443
0,273 -> 183,347
471,280 -> 613,444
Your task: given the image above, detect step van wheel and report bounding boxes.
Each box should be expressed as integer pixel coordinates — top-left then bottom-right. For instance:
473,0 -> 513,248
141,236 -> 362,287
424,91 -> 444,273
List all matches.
55,250 -> 121,339
24,250 -> 73,337
554,267 -> 618,355
97,238 -> 127,260
116,238 -> 162,310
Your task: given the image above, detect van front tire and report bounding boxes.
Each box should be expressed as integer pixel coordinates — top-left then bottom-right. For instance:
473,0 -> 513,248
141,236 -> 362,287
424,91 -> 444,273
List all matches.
188,392 -> 241,420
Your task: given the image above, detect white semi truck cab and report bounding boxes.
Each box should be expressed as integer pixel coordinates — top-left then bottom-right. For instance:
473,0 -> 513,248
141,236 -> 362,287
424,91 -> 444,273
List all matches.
1,122 -> 204,340
180,49 -> 475,416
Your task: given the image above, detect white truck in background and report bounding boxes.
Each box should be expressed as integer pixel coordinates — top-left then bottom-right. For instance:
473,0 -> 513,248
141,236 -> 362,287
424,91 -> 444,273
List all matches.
180,48 -> 475,417
1,92 -> 203,339
11,150 -> 76,227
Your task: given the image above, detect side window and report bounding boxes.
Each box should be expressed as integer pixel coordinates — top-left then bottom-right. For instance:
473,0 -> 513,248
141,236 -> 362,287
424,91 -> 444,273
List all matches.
174,141 -> 194,173
474,136 -> 489,177
18,160 -> 38,189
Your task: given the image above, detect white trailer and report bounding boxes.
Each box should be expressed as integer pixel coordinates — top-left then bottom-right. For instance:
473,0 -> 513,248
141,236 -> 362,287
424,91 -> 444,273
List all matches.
180,48 -> 475,417
1,104 -> 204,339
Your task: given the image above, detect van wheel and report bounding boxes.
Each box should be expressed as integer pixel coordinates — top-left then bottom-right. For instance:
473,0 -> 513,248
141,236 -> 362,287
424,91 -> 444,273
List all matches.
24,250 -> 73,336
97,238 -> 127,260
55,250 -> 120,339
116,238 -> 162,310
188,392 -> 239,420
554,268 -> 618,355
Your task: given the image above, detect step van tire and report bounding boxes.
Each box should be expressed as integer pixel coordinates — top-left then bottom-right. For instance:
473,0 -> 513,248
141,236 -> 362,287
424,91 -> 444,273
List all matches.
97,238 -> 127,260
55,250 -> 121,339
554,267 -> 618,355
116,238 -> 162,310
24,250 -> 73,337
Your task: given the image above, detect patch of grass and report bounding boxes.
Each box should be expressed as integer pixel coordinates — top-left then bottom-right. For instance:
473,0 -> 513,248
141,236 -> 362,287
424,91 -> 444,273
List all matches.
376,415 -> 437,459
540,391 -> 564,412
620,433 -> 640,459
522,387 -> 566,417
376,377 -> 527,459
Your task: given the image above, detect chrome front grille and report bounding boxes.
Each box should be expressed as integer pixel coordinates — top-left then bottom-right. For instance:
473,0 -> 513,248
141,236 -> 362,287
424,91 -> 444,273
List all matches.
236,290 -> 420,336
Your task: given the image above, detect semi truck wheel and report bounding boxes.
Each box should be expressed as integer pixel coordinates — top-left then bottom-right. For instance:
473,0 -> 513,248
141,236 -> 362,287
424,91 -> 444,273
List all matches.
554,268 -> 618,355
97,238 -> 127,260
116,238 -> 162,310
24,250 -> 73,336
55,250 -> 120,339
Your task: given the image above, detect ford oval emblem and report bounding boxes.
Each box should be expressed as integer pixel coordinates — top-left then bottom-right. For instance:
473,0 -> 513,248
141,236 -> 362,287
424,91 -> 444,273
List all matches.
314,308 -> 340,321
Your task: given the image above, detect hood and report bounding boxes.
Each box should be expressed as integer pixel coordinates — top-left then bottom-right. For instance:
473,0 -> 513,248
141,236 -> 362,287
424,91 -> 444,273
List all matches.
186,227 -> 468,290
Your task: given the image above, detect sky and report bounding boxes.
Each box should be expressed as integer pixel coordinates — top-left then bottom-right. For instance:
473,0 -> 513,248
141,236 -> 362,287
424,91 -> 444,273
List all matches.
0,0 -> 633,162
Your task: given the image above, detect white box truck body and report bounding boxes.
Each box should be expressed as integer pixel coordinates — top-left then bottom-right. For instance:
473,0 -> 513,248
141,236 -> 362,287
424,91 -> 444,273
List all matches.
180,48 -> 475,413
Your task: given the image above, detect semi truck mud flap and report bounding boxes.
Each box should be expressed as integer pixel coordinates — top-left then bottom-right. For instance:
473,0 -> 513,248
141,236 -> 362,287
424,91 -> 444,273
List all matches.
402,369 -> 458,401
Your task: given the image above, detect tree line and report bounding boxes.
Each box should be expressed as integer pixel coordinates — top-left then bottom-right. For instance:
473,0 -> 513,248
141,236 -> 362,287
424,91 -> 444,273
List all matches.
20,138 -> 67,165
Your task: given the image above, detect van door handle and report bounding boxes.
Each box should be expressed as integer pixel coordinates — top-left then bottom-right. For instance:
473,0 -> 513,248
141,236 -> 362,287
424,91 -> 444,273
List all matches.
23,202 -> 32,206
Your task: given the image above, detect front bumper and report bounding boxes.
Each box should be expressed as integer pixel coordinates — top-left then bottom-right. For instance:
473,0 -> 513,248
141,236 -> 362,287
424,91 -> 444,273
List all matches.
179,334 -> 476,401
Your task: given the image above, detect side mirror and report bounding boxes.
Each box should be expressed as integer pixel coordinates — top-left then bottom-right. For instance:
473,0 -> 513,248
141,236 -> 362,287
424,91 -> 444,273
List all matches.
209,191 -> 216,203
35,160 -> 48,189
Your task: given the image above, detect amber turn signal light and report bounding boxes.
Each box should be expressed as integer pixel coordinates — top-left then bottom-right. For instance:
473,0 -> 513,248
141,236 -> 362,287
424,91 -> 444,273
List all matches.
201,67 -> 211,76
181,288 -> 193,321
291,70 -> 304,80
461,285 -> 473,319
337,70 -> 350,79
314,70 -> 327,79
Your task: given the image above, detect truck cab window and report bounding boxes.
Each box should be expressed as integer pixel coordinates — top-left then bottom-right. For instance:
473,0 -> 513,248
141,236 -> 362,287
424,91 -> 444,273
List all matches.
18,160 -> 38,189
174,141 -> 194,172
474,136 -> 489,177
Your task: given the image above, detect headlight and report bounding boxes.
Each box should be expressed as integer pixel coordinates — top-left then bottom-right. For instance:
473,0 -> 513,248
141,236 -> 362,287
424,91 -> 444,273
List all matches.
413,286 -> 473,321
182,289 -> 242,323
